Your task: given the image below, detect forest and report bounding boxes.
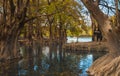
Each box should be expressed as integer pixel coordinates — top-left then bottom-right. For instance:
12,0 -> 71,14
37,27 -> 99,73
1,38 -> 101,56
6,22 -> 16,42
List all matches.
0,0 -> 120,76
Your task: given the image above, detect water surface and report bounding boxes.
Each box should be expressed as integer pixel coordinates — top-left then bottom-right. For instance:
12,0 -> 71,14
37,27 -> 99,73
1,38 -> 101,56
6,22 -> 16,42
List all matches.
1,37 -> 105,76
67,37 -> 92,43
1,46 -> 105,76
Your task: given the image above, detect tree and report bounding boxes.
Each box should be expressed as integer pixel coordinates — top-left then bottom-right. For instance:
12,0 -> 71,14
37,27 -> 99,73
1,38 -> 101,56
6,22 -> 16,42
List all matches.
0,0 -> 92,61
81,0 -> 120,75
0,0 -> 32,59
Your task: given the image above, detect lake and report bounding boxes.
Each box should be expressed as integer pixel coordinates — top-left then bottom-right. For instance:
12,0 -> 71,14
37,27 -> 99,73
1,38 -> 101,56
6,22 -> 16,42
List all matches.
0,37 -> 105,76
67,37 -> 92,43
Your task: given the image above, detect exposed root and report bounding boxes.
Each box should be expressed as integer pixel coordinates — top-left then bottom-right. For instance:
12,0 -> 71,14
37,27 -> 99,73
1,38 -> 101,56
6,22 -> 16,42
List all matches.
87,53 -> 120,76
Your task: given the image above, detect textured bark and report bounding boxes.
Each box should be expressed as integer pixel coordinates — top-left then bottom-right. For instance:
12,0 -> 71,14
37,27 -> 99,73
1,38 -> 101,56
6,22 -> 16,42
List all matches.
0,0 -> 30,59
81,0 -> 120,75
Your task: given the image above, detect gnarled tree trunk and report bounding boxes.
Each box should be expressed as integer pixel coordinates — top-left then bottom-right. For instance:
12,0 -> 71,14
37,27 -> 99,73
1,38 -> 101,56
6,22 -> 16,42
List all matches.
81,0 -> 120,76
0,0 -> 30,60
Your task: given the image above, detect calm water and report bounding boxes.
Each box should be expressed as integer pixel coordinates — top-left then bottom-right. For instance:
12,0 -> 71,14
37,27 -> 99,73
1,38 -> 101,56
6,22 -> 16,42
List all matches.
1,37 -> 105,76
67,37 -> 92,43
1,47 -> 105,76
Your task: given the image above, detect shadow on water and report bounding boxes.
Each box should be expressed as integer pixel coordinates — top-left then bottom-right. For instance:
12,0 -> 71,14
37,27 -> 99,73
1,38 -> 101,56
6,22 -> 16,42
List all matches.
0,44 -> 106,76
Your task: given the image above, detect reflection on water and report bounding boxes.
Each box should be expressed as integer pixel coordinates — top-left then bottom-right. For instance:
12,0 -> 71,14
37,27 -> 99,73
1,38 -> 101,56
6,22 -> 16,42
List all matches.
18,54 -> 93,76
78,54 -> 93,76
1,46 -> 105,76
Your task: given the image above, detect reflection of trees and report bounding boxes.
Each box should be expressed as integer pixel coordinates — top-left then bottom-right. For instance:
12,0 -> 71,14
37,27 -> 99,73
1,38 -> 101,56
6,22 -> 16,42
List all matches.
42,52 -> 92,76
17,44 -> 43,76
4,45 -> 105,76
45,53 -> 82,76
2,62 -> 19,76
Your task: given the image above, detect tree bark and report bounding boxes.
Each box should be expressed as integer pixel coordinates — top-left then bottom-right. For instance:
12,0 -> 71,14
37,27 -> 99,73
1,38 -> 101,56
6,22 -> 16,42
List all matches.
81,0 -> 120,75
0,0 -> 30,60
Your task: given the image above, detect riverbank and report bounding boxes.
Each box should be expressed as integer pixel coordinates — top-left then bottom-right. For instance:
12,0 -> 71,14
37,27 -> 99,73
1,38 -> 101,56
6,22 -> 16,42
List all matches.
63,42 -> 108,53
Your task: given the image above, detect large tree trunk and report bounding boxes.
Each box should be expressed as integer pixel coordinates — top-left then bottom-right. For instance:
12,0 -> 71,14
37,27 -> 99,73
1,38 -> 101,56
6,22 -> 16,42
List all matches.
81,0 -> 120,76
1,32 -> 17,59
0,0 -> 30,60
0,22 -> 24,59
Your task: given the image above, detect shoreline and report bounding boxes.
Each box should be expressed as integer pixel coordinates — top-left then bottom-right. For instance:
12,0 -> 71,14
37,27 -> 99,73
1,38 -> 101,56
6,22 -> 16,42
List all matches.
63,42 -> 108,53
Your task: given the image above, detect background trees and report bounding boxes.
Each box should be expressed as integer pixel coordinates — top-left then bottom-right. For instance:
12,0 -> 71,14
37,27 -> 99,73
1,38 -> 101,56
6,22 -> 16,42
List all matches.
0,0 -> 90,60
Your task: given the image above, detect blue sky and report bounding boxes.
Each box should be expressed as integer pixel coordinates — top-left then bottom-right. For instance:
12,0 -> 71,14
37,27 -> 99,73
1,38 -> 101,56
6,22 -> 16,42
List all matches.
76,0 -> 118,26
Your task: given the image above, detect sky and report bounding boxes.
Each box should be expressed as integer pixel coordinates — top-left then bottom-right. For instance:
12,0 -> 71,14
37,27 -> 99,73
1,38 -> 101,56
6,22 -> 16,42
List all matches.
76,0 -> 119,26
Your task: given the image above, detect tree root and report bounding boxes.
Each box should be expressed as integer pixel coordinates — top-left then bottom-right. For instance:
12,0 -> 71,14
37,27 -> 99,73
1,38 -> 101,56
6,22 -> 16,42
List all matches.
87,53 -> 120,76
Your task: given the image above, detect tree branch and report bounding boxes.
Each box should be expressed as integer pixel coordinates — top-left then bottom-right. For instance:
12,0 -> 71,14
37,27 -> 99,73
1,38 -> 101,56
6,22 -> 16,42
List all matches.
24,17 -> 37,23
81,0 -> 108,25
9,0 -> 15,16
